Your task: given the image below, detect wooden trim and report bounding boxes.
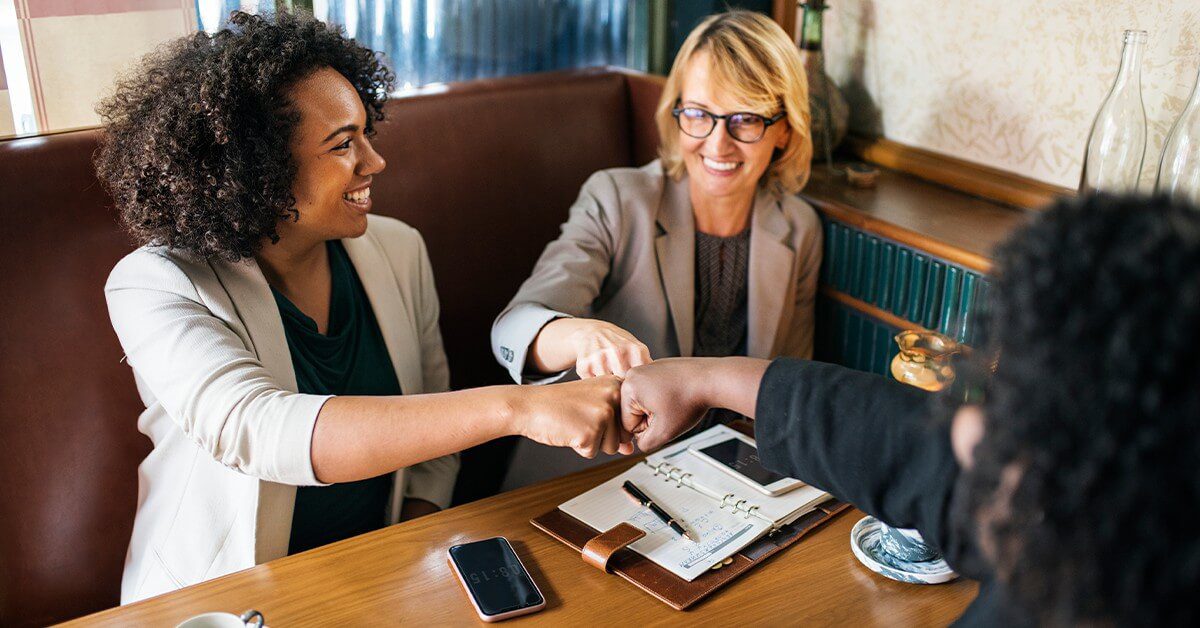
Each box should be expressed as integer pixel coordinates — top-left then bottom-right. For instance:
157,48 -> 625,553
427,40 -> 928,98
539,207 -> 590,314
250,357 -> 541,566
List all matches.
804,194 -> 996,274
846,135 -> 1074,211
820,285 -> 934,334
15,0 -> 49,132
771,0 -> 798,39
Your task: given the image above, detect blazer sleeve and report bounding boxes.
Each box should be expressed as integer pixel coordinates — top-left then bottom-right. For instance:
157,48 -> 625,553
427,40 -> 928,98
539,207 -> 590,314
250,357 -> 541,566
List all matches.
490,170 -> 622,384
402,231 -> 460,509
753,359 -> 959,552
105,251 -> 330,486
779,200 -> 822,359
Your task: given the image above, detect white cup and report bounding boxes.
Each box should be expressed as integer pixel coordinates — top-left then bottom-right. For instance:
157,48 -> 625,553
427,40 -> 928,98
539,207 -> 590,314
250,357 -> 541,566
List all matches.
175,610 -> 264,628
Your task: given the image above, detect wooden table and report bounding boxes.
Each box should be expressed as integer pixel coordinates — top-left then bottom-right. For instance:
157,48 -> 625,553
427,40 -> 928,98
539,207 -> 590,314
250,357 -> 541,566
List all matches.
65,458 -> 977,626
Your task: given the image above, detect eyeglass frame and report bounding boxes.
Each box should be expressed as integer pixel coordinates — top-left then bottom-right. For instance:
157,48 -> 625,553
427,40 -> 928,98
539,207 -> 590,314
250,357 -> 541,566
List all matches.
670,102 -> 787,143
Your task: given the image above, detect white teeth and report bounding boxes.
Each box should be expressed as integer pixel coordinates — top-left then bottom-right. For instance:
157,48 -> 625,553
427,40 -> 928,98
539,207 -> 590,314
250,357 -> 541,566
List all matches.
342,187 -> 371,202
703,157 -> 740,171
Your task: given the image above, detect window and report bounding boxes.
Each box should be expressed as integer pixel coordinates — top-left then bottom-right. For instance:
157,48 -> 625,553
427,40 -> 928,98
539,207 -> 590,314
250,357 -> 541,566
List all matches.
197,1 -> 644,91
0,0 -> 645,138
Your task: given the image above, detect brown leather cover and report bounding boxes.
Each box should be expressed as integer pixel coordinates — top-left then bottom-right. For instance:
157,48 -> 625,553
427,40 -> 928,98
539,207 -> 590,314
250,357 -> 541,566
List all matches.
0,67 -> 664,626
531,499 -> 849,610
581,522 -> 646,572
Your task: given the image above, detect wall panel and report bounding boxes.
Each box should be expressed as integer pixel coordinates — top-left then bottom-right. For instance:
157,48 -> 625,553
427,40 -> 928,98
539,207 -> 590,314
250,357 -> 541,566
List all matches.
815,216 -> 991,375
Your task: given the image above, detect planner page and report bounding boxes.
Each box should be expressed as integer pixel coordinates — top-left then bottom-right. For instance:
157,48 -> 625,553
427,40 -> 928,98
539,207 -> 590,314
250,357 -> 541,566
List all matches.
559,462 -> 772,581
645,425 -> 829,524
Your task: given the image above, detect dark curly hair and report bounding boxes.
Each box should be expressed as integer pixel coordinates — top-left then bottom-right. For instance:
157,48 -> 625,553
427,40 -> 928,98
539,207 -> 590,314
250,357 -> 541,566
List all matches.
954,193 -> 1200,624
94,10 -> 395,261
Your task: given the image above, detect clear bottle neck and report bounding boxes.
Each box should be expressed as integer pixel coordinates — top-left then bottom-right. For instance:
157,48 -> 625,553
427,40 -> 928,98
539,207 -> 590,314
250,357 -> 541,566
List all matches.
1112,30 -> 1148,93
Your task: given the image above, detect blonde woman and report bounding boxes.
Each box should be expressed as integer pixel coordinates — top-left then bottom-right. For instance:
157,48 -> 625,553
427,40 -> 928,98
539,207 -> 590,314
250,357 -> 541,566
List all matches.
491,11 -> 819,476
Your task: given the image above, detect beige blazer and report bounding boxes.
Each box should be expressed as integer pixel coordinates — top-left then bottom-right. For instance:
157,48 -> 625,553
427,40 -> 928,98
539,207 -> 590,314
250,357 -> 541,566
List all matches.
105,215 -> 459,603
492,160 -> 822,385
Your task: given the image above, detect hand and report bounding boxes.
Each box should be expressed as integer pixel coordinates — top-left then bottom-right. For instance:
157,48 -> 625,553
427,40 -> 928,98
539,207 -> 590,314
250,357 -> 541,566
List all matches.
621,357 -> 770,451
509,375 -> 634,458
619,358 -> 716,451
565,319 -> 652,378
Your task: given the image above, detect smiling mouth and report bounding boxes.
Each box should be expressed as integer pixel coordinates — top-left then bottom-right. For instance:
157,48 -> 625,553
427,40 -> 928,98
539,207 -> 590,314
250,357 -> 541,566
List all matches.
342,187 -> 371,206
702,156 -> 742,173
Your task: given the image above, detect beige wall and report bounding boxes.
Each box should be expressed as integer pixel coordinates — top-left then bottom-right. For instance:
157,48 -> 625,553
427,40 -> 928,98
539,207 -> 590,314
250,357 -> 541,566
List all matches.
31,9 -> 190,131
0,89 -> 13,136
1,1 -> 193,138
818,0 -> 1200,190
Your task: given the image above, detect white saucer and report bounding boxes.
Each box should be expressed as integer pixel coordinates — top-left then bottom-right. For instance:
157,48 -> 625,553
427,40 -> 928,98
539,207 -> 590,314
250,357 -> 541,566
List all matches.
850,516 -> 958,585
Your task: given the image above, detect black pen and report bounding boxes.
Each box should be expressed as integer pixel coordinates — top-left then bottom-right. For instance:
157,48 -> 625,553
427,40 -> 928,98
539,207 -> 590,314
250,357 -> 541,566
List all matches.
621,480 -> 698,542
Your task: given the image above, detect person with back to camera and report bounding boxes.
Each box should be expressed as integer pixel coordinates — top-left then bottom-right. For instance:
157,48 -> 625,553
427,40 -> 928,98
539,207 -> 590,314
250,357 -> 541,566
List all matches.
491,11 -> 821,478
619,193 -> 1200,626
98,11 -> 629,603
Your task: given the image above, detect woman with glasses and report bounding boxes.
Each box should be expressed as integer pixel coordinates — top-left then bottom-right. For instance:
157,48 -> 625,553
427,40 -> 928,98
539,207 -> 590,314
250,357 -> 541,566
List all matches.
491,11 -> 818,467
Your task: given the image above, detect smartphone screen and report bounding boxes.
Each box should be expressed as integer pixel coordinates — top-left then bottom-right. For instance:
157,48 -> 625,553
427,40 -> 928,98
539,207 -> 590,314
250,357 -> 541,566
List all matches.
696,438 -> 786,486
448,538 -> 543,617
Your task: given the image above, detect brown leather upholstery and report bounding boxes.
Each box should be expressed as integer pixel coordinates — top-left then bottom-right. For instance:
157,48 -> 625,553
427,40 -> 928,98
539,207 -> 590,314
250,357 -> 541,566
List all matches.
0,67 -> 664,626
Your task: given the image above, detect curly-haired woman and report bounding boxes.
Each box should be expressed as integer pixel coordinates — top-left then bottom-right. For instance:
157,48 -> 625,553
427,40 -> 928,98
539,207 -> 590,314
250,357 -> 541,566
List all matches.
619,193 -> 1200,625
99,11 -> 627,602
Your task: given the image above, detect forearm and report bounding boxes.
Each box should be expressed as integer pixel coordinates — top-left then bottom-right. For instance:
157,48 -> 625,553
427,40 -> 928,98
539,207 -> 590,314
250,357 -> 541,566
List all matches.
697,357 -> 772,417
311,386 -> 516,484
526,317 -> 584,374
754,359 -> 956,537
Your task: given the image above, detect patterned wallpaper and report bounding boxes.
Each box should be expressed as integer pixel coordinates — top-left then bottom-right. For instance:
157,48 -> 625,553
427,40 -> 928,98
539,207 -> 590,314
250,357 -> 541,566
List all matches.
818,0 -> 1200,190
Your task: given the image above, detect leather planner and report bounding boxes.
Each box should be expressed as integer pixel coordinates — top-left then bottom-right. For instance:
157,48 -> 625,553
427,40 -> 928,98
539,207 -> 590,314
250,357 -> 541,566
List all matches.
531,497 -> 849,610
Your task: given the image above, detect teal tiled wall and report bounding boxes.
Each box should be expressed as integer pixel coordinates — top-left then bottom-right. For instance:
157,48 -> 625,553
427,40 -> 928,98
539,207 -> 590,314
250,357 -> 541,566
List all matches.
816,218 -> 991,375
815,297 -> 901,376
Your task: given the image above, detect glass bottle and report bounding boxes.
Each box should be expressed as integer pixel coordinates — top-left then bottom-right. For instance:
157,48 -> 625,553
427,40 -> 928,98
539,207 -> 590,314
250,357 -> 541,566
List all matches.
798,0 -> 848,168
1155,62 -> 1200,205
1080,30 -> 1148,194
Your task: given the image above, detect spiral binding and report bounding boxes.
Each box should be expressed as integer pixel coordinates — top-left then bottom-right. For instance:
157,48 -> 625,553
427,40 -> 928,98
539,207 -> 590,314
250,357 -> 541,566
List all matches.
648,461 -> 762,520
649,460 -> 692,486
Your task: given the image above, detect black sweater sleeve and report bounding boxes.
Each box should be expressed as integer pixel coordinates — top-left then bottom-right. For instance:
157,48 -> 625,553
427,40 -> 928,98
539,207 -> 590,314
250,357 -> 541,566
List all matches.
753,358 -> 959,554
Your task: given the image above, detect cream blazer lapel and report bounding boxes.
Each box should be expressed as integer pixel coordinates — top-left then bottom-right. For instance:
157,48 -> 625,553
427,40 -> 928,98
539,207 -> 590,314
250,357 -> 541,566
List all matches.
208,256 -> 305,564
210,232 -> 424,559
748,192 -> 795,358
342,231 -> 422,523
656,177 -> 795,359
655,176 -> 696,357
342,233 -> 423,395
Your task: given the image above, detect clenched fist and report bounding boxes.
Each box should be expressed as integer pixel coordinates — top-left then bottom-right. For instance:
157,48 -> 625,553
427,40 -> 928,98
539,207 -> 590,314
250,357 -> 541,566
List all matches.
621,357 -> 770,451
508,375 -> 634,458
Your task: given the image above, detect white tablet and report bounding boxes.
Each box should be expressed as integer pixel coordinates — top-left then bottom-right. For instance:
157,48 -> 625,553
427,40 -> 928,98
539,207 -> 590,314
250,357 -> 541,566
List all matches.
688,431 -> 805,496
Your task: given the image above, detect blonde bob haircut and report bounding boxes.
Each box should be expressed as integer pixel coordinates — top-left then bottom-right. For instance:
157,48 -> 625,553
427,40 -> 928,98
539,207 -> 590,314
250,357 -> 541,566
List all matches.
655,11 -> 812,195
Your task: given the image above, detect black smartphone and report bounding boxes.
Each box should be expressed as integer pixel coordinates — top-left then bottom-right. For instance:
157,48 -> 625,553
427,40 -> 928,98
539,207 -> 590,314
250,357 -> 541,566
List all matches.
447,537 -> 546,622
691,433 -> 804,496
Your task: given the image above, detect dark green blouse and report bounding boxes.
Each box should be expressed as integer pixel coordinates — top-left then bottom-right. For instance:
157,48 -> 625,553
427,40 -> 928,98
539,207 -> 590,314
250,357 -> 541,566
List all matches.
274,240 -> 401,555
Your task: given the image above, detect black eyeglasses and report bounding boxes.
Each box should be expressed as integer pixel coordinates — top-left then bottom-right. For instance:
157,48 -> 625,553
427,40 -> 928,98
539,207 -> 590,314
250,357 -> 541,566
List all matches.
671,104 -> 786,143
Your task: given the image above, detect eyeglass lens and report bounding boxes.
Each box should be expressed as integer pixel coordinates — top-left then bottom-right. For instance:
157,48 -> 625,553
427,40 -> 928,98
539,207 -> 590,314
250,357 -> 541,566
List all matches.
677,108 -> 768,142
